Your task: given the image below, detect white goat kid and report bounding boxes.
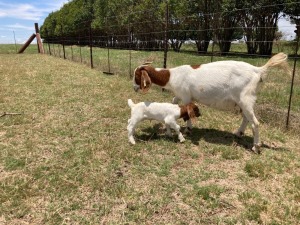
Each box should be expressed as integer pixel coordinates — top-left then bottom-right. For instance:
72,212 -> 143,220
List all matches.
127,99 -> 200,145
132,53 -> 288,153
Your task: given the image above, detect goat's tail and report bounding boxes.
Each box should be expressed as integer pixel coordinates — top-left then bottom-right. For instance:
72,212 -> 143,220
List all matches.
261,52 -> 289,80
128,99 -> 135,108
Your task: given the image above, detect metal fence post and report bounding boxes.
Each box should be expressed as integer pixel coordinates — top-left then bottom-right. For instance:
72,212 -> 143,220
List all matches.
46,29 -> 51,55
61,25 -> 66,59
128,11 -> 132,79
286,35 -> 299,129
103,17 -> 114,75
89,24 -> 93,68
163,2 -> 169,69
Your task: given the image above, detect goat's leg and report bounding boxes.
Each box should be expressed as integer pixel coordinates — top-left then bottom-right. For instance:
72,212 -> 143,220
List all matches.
234,113 -> 248,137
184,119 -> 193,134
240,105 -> 261,153
181,97 -> 193,134
165,124 -> 172,137
172,97 -> 180,104
166,120 -> 185,143
127,119 -> 137,145
250,117 -> 261,153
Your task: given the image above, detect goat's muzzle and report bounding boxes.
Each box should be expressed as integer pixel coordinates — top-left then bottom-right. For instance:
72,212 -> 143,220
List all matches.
133,84 -> 140,92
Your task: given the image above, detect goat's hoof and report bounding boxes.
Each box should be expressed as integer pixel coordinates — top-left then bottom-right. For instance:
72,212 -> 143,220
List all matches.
251,144 -> 262,154
166,132 -> 173,137
234,130 -> 244,137
179,138 -> 185,143
184,127 -> 192,135
172,97 -> 179,104
129,138 -> 136,145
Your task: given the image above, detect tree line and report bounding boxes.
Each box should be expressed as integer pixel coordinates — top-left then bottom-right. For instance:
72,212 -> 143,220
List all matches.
40,0 -> 300,55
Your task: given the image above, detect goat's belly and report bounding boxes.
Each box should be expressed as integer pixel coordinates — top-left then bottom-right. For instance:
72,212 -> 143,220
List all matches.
190,86 -> 239,111
198,98 -> 238,111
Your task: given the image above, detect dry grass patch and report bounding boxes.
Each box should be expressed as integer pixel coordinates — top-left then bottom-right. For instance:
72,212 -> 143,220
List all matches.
0,53 -> 300,224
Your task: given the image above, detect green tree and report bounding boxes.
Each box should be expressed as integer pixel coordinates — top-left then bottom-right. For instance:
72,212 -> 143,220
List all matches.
168,0 -> 189,52
212,0 -> 240,55
187,0 -> 213,53
239,0 -> 284,55
41,0 -> 95,44
40,12 -> 59,39
283,0 -> 300,39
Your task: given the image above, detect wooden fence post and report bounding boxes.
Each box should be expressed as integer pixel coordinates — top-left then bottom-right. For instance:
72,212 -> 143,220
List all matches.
18,34 -> 36,53
35,23 -> 44,54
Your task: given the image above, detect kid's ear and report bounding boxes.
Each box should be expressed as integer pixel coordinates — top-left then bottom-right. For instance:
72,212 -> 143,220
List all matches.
141,70 -> 152,93
187,104 -> 200,123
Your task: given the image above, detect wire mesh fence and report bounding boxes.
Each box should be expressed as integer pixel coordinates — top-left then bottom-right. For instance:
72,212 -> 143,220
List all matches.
1,2 -> 299,132
42,42 -> 299,133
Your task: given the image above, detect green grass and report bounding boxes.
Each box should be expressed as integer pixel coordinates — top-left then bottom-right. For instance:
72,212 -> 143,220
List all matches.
0,44 -> 39,54
0,47 -> 300,224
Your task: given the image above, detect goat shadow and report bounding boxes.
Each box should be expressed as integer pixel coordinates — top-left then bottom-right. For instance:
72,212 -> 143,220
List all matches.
137,123 -> 286,152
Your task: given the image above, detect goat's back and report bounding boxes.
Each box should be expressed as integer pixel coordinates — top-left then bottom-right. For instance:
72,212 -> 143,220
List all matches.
167,60 -> 262,110
130,101 -> 181,121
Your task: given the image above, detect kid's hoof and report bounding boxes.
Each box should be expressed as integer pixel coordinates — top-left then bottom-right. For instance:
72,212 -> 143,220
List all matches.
179,138 -> 185,143
234,130 -> 244,137
184,127 -> 192,135
251,144 -> 261,154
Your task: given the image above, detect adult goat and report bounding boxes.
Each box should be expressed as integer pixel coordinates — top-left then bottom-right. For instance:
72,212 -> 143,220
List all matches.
132,53 -> 288,153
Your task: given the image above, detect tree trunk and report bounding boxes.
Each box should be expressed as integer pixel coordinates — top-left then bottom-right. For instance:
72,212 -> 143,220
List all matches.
258,13 -> 278,55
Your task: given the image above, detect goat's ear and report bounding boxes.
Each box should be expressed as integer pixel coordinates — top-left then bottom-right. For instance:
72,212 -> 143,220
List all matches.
141,70 -> 152,93
187,104 -> 198,123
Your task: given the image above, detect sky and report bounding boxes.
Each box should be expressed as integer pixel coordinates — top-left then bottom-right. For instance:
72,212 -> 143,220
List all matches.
0,0 -> 69,44
0,0 -> 296,44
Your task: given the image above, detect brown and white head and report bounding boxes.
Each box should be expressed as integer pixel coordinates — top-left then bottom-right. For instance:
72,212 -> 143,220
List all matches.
133,64 -> 170,93
180,102 -> 201,123
133,65 -> 152,93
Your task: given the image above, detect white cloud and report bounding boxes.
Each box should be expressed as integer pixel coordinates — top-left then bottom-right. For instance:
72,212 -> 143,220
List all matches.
0,1 -> 69,43
0,1 -> 69,21
45,0 -> 69,11
5,23 -> 34,31
0,2 -> 43,21
278,17 -> 296,40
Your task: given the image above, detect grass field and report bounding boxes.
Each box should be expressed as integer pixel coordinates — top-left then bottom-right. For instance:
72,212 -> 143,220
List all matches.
0,46 -> 300,224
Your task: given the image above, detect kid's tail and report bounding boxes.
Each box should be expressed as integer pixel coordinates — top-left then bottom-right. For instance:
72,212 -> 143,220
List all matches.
128,99 -> 135,108
261,52 -> 289,80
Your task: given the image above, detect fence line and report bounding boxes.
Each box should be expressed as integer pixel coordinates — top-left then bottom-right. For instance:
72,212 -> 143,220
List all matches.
41,41 -> 299,131
38,2 -> 300,131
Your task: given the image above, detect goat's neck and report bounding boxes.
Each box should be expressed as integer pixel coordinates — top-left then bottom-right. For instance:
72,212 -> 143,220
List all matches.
179,105 -> 189,121
145,67 -> 170,87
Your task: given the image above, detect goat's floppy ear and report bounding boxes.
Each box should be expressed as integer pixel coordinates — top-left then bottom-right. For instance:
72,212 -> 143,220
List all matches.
187,104 -> 200,123
141,70 -> 152,93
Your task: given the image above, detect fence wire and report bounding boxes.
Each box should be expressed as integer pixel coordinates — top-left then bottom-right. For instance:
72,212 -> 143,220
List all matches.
1,2 -> 299,132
